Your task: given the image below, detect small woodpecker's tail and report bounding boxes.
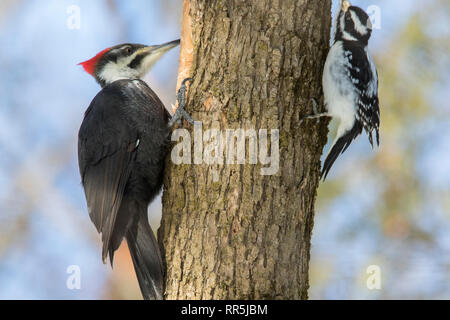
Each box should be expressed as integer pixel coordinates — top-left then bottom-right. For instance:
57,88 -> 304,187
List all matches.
321,121 -> 362,180
126,208 -> 164,300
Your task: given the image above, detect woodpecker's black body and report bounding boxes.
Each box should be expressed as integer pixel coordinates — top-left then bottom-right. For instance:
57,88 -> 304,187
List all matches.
78,80 -> 169,299
77,40 -> 192,300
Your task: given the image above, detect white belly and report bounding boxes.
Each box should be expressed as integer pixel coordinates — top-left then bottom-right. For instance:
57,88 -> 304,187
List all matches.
322,41 -> 356,133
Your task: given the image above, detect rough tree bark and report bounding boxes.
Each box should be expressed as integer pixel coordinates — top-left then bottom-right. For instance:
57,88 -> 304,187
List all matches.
159,0 -> 331,299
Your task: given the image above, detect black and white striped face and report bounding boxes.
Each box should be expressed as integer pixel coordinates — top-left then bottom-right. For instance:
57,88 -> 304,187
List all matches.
92,40 -> 180,87
334,1 -> 372,44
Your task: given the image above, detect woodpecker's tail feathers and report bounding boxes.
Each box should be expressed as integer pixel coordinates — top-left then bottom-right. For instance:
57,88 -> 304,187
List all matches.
366,127 -> 380,149
126,208 -> 164,300
321,121 -> 362,180
375,128 -> 380,146
368,131 -> 374,148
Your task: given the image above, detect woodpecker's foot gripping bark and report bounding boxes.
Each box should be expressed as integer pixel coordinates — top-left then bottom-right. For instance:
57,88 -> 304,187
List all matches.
169,78 -> 195,127
297,98 -> 331,127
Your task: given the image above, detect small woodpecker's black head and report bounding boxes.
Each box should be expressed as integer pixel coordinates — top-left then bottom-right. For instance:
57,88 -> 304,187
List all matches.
79,39 -> 180,87
334,0 -> 372,45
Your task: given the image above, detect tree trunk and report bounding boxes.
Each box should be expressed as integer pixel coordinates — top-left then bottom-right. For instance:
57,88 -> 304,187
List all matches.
159,0 -> 331,299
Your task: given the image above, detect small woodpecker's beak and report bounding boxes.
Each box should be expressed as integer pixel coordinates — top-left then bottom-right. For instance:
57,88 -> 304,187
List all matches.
366,17 -> 373,30
136,39 -> 180,56
341,0 -> 351,12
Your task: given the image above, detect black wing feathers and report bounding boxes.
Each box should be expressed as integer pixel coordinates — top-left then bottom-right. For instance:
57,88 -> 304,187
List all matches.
82,146 -> 136,262
344,42 -> 380,146
79,83 -> 140,262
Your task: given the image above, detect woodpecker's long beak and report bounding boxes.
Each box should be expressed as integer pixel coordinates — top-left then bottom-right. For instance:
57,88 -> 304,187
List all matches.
133,39 -> 180,75
136,39 -> 180,57
341,0 -> 351,12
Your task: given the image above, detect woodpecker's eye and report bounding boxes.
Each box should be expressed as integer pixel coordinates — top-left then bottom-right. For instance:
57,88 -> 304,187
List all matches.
124,47 -> 132,54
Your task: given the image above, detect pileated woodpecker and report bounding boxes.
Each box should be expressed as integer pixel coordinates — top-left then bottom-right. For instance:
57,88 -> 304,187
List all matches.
77,40 -> 192,300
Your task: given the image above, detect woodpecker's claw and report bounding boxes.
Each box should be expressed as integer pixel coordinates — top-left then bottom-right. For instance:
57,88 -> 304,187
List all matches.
297,98 -> 330,127
169,105 -> 194,126
169,78 -> 195,127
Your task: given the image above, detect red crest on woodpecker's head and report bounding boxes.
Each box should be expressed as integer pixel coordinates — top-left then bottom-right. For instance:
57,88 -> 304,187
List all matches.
78,48 -> 110,75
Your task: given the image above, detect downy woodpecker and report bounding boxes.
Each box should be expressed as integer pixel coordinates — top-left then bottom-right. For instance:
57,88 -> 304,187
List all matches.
305,0 -> 380,179
77,40 -> 192,300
